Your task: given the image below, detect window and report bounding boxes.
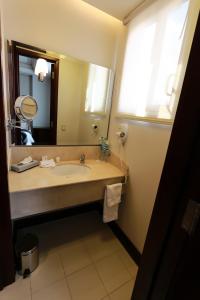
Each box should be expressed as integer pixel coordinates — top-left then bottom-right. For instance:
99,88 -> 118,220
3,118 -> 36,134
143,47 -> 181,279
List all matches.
85,63 -> 110,114
118,0 -> 189,123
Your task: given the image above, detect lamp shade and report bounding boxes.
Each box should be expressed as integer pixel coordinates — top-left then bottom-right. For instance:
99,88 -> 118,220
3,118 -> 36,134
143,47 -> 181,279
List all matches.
34,58 -> 48,76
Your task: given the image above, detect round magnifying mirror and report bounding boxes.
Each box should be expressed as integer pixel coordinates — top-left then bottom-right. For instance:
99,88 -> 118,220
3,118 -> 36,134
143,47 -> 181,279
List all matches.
14,95 -> 38,121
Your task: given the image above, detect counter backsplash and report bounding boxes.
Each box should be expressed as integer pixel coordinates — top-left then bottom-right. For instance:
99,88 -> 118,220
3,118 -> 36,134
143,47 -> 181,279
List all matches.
10,146 -> 100,165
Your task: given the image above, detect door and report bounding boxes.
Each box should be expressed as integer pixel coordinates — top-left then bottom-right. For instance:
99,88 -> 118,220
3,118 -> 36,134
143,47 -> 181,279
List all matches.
132,12 -> 200,300
30,61 -> 58,145
10,42 -> 59,145
164,149 -> 200,300
0,25 -> 15,289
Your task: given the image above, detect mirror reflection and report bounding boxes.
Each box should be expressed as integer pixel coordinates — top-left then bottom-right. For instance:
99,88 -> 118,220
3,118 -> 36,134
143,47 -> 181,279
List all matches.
10,41 -> 113,146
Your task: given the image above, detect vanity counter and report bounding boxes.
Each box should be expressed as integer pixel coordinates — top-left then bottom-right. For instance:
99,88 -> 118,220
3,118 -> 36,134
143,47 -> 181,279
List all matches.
9,160 -> 125,193
9,160 -> 125,219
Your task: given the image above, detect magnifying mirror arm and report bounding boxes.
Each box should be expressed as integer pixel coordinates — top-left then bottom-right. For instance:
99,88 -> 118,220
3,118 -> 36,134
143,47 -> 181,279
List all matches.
7,119 -> 32,130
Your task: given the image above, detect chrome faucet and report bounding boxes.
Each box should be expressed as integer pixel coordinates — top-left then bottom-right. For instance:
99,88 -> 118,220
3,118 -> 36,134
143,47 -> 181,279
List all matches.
80,153 -> 85,164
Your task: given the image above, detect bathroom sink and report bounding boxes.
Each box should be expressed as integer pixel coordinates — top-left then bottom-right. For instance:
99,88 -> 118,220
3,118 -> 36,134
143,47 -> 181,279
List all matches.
51,163 -> 91,176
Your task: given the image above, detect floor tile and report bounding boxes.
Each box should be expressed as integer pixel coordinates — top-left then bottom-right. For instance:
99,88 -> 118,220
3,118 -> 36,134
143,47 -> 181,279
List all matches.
67,265 -> 107,300
0,276 -> 31,300
109,280 -> 135,300
83,228 -> 122,262
95,253 -> 132,293
117,248 -> 138,277
32,279 -> 71,300
6,214 -> 138,300
59,240 -> 92,275
31,253 -> 65,293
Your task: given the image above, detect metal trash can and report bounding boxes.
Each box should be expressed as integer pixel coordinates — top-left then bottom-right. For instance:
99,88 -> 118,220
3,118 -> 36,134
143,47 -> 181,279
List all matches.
16,233 -> 39,278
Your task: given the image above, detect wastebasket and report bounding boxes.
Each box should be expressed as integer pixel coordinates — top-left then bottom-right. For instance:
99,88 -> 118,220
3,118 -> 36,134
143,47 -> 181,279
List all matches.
16,233 -> 39,278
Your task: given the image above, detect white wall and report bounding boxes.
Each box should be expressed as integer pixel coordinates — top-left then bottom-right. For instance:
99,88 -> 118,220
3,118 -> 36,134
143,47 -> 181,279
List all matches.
1,0 -> 122,68
108,0 -> 200,253
110,120 -> 171,252
57,58 -> 84,145
78,113 -> 110,144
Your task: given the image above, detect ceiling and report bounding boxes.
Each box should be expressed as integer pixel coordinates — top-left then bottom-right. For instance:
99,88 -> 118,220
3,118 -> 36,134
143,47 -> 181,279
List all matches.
82,0 -> 145,20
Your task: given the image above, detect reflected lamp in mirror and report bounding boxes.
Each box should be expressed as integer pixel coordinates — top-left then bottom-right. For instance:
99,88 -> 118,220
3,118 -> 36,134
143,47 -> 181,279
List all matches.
34,58 -> 48,82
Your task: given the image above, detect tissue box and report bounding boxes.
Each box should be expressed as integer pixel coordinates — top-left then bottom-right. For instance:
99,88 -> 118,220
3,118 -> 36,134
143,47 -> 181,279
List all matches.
11,160 -> 40,173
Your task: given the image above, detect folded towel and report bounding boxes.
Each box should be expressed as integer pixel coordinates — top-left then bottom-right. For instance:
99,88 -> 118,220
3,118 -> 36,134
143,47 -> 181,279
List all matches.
40,159 -> 56,168
19,156 -> 33,165
103,183 -> 122,223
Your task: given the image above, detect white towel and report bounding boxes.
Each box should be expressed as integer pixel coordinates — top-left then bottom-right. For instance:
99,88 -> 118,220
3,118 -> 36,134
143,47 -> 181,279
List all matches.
40,159 -> 56,168
22,131 -> 35,145
19,156 -> 33,165
103,183 -> 122,223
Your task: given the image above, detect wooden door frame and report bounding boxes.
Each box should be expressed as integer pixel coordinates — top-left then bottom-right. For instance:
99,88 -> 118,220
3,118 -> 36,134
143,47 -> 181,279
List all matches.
0,32 -> 15,289
9,41 -> 59,145
132,12 -> 200,300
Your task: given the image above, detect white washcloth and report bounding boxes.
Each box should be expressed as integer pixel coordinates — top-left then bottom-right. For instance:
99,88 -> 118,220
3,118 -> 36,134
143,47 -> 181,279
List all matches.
40,159 -> 56,168
19,156 -> 33,165
103,183 -> 122,223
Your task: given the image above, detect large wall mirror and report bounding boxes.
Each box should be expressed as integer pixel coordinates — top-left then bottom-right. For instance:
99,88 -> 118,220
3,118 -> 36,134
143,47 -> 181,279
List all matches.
9,41 -> 113,146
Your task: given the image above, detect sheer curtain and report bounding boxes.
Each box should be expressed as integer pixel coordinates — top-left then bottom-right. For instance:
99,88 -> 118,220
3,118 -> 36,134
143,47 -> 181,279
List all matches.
118,0 -> 189,122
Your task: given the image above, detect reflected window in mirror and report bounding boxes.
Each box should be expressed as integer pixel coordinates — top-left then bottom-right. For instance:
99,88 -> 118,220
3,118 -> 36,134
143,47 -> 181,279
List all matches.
85,64 -> 111,114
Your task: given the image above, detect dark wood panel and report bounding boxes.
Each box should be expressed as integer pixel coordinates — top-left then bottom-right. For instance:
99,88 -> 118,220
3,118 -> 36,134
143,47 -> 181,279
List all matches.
12,40 -> 47,54
0,35 -> 15,290
32,128 -> 53,145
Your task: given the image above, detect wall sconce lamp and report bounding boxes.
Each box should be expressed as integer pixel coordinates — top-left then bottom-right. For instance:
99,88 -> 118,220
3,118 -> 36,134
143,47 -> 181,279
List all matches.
34,58 -> 48,82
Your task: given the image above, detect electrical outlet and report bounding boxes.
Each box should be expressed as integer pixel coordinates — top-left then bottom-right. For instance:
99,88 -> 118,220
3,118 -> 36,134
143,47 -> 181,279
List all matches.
61,125 -> 66,131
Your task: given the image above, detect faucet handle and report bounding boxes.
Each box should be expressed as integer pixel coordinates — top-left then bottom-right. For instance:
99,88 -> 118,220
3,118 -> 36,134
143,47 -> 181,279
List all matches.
80,153 -> 85,163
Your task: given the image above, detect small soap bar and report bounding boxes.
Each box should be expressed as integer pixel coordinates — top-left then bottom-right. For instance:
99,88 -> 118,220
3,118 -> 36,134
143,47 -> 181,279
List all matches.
11,160 -> 40,173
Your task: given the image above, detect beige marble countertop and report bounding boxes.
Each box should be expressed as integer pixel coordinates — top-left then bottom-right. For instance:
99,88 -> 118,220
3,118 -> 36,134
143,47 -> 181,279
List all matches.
9,160 -> 125,193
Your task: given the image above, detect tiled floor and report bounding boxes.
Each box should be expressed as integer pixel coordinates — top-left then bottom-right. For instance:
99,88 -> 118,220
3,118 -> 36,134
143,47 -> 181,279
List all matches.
0,212 -> 138,300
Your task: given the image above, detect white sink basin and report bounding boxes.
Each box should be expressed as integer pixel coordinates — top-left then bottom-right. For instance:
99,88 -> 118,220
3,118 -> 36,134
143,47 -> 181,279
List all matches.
51,163 -> 91,176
